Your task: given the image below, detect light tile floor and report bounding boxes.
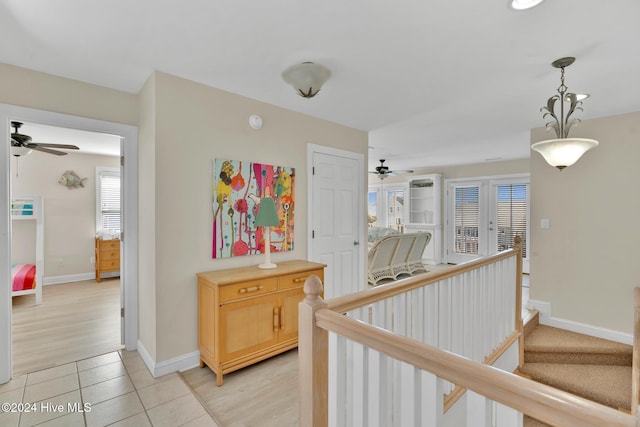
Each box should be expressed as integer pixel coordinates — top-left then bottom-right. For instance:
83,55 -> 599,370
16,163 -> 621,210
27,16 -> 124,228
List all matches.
0,350 -> 219,427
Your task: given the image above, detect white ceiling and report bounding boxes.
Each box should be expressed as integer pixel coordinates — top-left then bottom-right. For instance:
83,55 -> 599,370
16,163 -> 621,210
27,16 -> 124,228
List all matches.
2,0 -> 639,170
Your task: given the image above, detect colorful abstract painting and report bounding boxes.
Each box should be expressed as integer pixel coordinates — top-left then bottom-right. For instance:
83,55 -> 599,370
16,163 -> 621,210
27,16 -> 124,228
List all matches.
212,159 -> 295,259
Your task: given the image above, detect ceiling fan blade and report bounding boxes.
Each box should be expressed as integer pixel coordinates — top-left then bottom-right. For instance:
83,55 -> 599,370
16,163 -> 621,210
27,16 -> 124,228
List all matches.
389,169 -> 415,174
29,142 -> 80,150
30,146 -> 69,156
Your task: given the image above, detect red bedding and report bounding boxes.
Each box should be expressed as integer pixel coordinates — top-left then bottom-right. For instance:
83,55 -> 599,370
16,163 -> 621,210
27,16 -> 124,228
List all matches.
11,264 -> 36,292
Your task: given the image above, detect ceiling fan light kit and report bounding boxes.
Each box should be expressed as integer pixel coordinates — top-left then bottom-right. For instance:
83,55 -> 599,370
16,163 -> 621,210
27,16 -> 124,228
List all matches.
369,159 -> 414,180
282,62 -> 331,98
531,57 -> 599,170
511,0 -> 545,10
10,121 -> 80,157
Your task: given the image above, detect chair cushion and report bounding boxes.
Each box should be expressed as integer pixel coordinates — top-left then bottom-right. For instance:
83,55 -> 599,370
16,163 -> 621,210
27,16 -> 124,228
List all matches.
367,227 -> 400,243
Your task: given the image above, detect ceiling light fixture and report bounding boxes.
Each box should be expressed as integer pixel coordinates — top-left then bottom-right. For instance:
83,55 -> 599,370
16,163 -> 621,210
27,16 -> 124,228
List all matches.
530,57 -> 598,170
511,0 -> 545,10
282,62 -> 331,98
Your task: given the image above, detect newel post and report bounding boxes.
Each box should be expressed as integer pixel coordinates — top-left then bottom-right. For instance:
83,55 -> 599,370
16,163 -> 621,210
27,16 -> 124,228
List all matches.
299,275 -> 328,427
514,235 -> 524,369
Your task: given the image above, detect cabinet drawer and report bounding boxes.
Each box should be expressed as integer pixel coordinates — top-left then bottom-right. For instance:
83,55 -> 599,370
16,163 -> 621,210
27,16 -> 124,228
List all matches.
219,278 -> 277,303
100,250 -> 119,261
99,259 -> 119,270
279,269 -> 324,290
99,240 -> 119,250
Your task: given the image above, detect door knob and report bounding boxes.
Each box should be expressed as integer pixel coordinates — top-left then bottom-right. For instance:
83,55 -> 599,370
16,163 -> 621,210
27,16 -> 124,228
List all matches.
353,241 -> 359,246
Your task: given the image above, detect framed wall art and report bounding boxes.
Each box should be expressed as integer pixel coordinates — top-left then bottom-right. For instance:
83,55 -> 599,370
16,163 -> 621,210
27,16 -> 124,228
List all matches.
212,159 -> 295,259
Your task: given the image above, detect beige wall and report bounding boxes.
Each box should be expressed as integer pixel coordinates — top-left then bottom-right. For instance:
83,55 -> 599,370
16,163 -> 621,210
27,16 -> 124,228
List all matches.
530,111 -> 640,334
0,62 -> 368,367
137,74 -> 158,360
11,152 -> 119,277
0,63 -> 137,126
143,72 -> 368,362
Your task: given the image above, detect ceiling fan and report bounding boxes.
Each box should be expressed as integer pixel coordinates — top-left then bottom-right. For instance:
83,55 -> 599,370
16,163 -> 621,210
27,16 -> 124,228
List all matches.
10,121 -> 80,157
369,159 -> 414,180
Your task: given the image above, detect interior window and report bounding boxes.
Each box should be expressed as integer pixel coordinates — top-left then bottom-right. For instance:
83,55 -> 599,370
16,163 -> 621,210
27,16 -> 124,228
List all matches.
96,167 -> 121,233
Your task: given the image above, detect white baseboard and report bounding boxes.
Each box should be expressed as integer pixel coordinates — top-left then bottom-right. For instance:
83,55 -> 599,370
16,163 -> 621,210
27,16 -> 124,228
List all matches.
155,350 -> 201,377
136,340 -> 200,378
527,299 -> 632,345
45,272 -> 121,286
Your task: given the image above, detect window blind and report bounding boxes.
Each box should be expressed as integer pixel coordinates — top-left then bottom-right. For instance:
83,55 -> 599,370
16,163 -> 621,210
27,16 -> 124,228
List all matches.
455,186 -> 479,255
97,168 -> 121,232
496,184 -> 528,258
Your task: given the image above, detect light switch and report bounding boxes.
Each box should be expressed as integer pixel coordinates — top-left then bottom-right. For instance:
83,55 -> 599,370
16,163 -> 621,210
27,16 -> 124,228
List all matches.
540,218 -> 550,229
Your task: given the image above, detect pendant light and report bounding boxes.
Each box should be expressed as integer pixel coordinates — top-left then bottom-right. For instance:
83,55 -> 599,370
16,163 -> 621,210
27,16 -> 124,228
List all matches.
531,57 -> 599,170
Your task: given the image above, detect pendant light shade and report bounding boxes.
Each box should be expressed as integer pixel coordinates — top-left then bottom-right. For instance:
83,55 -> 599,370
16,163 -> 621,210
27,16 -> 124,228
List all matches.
531,138 -> 599,170
282,62 -> 331,98
532,57 -> 599,170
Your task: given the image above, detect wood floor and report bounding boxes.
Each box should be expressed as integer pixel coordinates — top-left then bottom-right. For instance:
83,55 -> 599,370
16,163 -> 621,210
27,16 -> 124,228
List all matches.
11,279 -> 122,376
181,349 -> 299,427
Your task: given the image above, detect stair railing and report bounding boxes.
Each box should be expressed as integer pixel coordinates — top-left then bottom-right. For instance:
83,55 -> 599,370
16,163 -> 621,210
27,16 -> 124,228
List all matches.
632,287 -> 640,415
299,240 -> 639,426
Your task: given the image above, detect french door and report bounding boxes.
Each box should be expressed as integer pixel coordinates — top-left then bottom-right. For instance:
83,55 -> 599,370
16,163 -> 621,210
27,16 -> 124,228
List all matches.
446,175 -> 530,272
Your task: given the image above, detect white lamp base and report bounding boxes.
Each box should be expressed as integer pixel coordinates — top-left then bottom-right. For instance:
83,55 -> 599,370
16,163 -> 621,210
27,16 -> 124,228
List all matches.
258,226 -> 277,269
258,262 -> 277,270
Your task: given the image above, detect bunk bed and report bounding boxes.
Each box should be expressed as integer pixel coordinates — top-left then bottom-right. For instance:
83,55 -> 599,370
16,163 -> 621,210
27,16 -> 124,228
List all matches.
11,195 -> 44,305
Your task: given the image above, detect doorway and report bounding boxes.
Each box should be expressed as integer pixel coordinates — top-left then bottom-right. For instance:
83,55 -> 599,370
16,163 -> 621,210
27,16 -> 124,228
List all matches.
445,174 -> 530,272
0,104 -> 138,383
307,144 -> 365,299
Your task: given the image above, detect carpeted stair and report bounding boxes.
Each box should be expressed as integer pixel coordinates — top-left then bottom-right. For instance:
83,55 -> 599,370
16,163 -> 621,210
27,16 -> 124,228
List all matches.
519,313 -> 633,426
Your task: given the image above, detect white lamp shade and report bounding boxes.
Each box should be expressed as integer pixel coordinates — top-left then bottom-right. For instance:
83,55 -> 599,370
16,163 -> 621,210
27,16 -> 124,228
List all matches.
282,62 -> 331,98
531,138 -> 599,170
11,146 -> 32,157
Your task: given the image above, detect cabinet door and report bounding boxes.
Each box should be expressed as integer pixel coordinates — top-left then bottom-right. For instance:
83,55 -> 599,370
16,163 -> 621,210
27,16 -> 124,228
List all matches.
277,287 -> 306,343
219,294 -> 280,362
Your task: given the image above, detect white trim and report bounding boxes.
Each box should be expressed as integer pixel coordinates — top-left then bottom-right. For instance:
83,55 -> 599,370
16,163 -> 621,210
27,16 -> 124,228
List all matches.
528,299 -> 632,345
0,104 -> 139,383
136,340 -> 201,378
0,118 -> 10,383
42,272 -> 118,285
306,143 -> 366,292
444,173 -> 530,185
155,351 -> 201,377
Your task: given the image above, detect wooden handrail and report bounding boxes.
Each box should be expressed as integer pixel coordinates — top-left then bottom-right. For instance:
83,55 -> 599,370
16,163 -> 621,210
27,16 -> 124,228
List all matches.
328,245 -> 519,314
632,287 -> 640,415
315,308 -> 638,427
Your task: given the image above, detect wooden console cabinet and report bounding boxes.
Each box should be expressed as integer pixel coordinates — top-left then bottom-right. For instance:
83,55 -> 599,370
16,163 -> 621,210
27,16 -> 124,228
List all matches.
197,259 -> 325,386
95,238 -> 120,282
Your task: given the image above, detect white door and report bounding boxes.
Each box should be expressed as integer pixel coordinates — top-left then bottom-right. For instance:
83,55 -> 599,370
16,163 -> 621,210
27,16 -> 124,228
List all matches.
309,146 -> 364,299
489,181 -> 530,273
446,176 -> 530,272
446,181 -> 486,264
